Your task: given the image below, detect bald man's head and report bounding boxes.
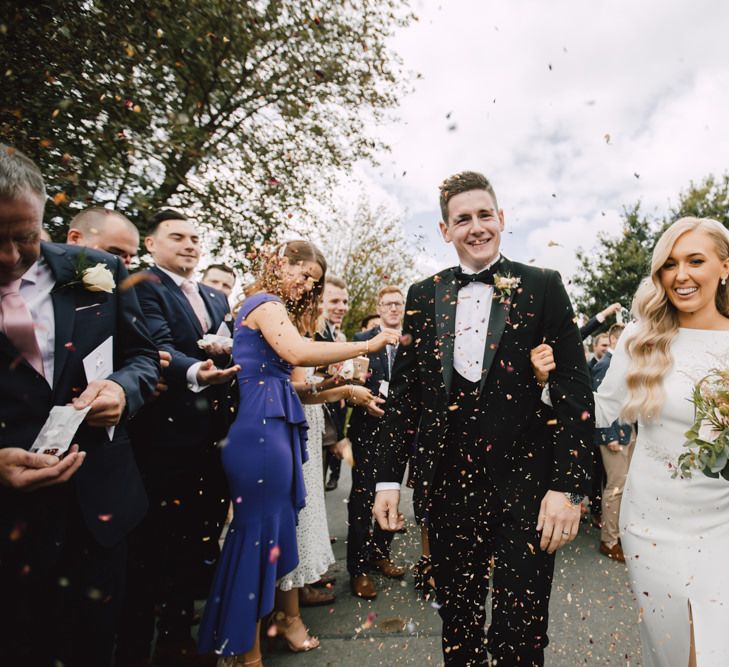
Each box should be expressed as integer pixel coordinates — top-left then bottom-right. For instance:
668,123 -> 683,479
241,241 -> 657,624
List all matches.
67,207 -> 140,266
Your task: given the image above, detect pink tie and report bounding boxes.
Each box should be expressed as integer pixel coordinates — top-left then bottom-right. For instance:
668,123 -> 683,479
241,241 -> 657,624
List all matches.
181,279 -> 209,332
0,280 -> 45,377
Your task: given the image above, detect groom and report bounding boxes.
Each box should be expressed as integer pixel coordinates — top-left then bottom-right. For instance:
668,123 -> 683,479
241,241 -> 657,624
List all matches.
373,171 -> 594,665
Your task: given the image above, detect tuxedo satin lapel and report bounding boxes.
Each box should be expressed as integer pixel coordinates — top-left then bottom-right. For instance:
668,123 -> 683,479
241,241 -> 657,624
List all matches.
42,244 -> 80,388
153,267 -> 204,337
435,269 -> 458,396
478,259 -> 515,395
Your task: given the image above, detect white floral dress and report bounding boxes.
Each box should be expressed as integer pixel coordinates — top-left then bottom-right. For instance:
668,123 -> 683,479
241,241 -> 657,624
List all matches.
278,387 -> 335,590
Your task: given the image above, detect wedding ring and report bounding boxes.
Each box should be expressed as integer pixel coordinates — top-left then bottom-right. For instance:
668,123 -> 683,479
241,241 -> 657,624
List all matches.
561,530 -> 569,535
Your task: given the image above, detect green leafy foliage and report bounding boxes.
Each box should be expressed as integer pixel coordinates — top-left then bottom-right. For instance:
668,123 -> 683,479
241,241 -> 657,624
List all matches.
676,369 -> 729,480
0,0 -> 412,262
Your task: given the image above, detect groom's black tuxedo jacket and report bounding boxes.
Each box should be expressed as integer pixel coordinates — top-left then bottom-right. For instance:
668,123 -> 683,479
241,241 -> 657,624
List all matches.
376,258 -> 594,520
0,242 -> 160,547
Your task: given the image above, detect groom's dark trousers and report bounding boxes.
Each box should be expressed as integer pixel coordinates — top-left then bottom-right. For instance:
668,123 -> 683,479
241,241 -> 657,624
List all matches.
429,372 -> 553,666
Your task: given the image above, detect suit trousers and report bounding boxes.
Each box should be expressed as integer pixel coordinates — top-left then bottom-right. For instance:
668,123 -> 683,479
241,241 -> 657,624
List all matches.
589,445 -> 605,517
115,444 -> 228,660
346,433 -> 395,576
600,436 -> 635,547
428,373 -> 554,666
0,485 -> 127,667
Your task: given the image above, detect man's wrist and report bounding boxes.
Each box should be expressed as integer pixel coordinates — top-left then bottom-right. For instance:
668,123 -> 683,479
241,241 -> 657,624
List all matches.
561,491 -> 583,505
187,361 -> 208,392
375,482 -> 400,492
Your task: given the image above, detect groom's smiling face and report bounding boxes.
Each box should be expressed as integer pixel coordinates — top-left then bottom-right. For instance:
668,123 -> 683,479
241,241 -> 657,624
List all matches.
439,189 -> 504,271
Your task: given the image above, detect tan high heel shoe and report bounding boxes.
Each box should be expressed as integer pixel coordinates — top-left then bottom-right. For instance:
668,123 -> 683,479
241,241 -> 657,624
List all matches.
270,612 -> 320,652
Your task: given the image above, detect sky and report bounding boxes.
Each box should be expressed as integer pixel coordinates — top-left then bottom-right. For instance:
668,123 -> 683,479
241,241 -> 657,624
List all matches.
355,0 -> 729,297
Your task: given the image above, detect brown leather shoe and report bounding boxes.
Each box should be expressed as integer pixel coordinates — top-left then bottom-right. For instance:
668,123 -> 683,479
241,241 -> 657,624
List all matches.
299,583 -> 336,607
350,574 -> 378,599
599,541 -> 625,563
311,574 -> 336,587
370,558 -> 406,578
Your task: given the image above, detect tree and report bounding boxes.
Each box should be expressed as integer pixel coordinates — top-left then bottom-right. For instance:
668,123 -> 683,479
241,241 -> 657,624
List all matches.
670,175 -> 729,229
312,194 -> 416,339
573,175 -> 729,320
0,0 -> 412,256
573,204 -> 657,318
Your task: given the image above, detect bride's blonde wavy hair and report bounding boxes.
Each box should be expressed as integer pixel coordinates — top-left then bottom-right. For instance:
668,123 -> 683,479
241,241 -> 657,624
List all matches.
621,217 -> 729,423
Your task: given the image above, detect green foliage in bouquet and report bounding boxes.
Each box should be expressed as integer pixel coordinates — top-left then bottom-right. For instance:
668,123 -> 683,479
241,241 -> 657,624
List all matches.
676,369 -> 729,480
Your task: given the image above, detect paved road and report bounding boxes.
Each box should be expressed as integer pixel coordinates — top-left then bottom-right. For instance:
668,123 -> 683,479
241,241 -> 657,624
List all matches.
262,464 -> 643,666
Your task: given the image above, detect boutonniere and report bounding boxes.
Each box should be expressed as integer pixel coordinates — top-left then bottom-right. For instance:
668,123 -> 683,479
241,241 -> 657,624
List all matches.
56,251 -> 116,293
492,272 -> 521,303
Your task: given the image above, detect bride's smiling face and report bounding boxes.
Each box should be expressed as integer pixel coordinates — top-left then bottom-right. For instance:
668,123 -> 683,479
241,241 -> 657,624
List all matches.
659,230 -> 729,318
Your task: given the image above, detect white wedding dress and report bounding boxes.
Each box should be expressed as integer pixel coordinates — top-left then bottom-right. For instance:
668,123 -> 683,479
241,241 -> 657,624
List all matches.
596,324 -> 729,666
278,400 -> 335,590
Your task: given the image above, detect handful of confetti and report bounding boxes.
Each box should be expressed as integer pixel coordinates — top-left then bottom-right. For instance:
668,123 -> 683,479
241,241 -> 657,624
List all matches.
675,367 -> 729,480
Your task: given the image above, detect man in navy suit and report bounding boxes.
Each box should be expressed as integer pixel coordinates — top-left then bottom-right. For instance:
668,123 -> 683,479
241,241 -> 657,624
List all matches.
347,285 -> 406,599
0,145 -> 160,666
116,210 -> 238,667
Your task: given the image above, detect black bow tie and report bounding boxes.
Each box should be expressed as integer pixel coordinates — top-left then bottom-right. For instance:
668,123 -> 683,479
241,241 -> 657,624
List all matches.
453,265 -> 498,289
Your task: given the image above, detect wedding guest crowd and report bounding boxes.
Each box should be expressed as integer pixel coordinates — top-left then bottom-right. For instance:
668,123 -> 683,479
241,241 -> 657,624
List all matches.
3,145 -> 725,667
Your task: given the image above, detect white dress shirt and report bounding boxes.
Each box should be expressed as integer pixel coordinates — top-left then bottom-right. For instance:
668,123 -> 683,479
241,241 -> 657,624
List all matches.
453,264 -> 495,383
156,266 -> 207,392
18,259 -> 56,384
376,256 -> 502,493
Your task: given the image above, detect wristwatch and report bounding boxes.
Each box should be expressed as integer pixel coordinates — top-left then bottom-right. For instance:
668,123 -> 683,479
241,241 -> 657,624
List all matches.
563,492 -> 583,506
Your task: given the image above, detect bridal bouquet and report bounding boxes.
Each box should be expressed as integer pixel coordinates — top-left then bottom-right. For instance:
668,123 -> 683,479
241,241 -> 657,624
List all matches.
675,367 -> 729,480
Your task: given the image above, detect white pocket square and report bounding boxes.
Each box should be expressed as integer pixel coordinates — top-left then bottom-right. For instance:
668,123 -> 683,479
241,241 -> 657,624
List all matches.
75,303 -> 102,312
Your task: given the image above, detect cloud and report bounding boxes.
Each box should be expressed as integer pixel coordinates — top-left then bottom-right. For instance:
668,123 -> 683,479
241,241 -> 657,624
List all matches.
360,0 -> 729,289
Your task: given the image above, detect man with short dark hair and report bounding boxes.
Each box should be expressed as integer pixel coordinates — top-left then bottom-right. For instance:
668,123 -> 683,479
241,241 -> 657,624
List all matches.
360,313 -> 381,332
318,274 -> 350,491
66,207 -> 140,267
0,145 -> 160,666
116,210 -> 237,667
374,171 -> 593,665
347,285 -> 406,599
590,332 -> 610,368
201,263 -> 236,298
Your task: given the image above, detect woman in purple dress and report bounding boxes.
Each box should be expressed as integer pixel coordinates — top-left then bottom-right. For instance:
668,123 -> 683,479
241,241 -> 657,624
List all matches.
198,241 -> 399,667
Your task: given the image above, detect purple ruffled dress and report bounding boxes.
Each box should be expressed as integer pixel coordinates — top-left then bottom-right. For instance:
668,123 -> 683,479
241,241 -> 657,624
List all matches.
198,293 -> 308,656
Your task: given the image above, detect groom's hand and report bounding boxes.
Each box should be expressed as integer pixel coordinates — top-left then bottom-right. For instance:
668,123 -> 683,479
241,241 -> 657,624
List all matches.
537,490 -> 581,553
373,489 -> 404,531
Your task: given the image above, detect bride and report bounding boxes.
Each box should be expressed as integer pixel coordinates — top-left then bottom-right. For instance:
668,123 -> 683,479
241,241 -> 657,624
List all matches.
533,217 -> 729,666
